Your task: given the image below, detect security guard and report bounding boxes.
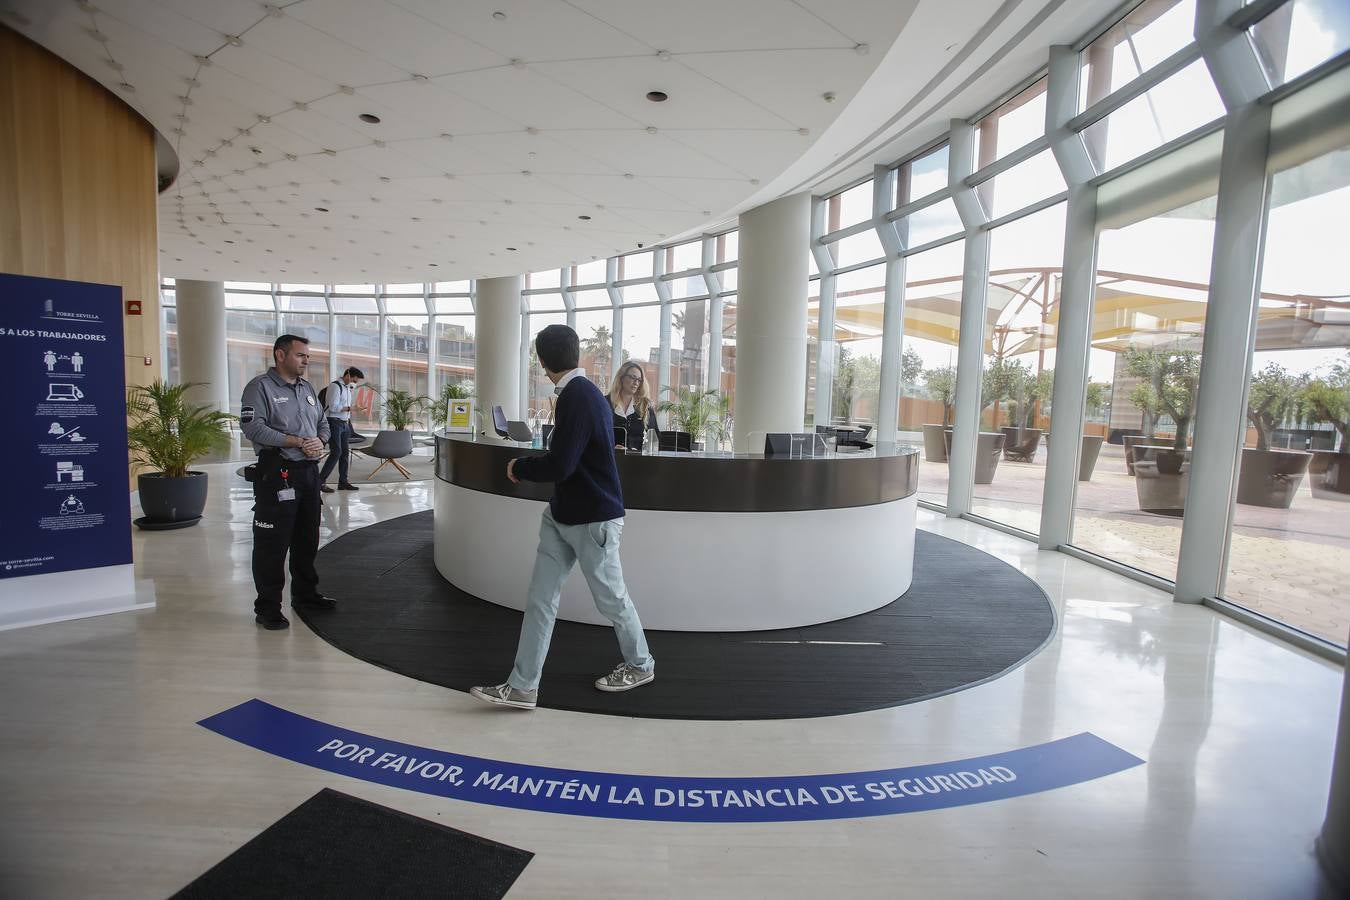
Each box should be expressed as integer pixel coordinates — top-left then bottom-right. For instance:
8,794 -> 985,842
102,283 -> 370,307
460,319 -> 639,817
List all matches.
240,334 -> 334,630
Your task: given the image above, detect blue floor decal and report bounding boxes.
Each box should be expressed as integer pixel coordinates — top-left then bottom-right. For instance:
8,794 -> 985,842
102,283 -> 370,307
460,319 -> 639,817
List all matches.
200,699 -> 1144,823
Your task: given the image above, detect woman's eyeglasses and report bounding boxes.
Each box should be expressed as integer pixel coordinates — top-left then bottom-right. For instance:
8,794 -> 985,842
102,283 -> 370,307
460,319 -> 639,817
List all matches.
621,372 -> 642,383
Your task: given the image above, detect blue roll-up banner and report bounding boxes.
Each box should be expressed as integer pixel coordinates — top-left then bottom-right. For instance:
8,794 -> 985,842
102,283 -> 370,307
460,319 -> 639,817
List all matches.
0,273 -> 132,578
201,699 -> 1145,823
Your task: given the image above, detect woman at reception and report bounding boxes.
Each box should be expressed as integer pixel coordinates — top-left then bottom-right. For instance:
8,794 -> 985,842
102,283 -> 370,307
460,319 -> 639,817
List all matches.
606,360 -> 659,452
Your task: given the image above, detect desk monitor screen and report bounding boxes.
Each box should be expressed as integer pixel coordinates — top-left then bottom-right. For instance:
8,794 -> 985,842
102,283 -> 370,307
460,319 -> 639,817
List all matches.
764,432 -> 828,457
658,431 -> 692,453
491,404 -> 509,437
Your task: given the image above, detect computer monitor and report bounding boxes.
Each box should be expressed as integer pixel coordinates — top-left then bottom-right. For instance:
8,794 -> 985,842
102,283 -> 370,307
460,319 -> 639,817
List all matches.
658,431 -> 692,453
764,432 -> 829,457
491,404 -> 509,438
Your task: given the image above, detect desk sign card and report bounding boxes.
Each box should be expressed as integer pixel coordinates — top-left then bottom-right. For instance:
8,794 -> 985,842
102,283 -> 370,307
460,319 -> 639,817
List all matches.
0,273 -> 132,578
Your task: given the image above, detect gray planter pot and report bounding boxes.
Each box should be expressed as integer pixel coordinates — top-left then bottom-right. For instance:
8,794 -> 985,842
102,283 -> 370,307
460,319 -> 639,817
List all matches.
137,471 -> 209,527
1122,434 -> 1151,475
921,424 -> 949,462
1132,446 -> 1189,517
1078,435 -> 1104,481
1309,450 -> 1350,501
1236,448 -> 1310,509
945,430 -> 1005,484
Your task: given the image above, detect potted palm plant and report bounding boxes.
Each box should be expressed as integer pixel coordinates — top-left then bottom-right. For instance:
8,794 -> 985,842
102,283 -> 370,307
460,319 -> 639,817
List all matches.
657,387 -> 729,451
1303,355 -> 1350,501
382,388 -> 430,431
127,379 -> 233,529
1237,363 -> 1310,508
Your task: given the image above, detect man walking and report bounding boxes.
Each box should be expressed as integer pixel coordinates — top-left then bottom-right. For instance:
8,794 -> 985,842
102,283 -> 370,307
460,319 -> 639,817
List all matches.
239,334 -> 337,630
471,324 -> 654,709
319,366 -> 364,493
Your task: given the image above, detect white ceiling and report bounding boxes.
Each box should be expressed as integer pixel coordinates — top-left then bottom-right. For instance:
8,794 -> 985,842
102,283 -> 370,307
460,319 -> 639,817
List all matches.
3,0 -> 1114,284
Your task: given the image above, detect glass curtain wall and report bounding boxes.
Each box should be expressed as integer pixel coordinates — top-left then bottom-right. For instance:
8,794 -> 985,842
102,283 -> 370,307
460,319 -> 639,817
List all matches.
1223,143 -> 1350,644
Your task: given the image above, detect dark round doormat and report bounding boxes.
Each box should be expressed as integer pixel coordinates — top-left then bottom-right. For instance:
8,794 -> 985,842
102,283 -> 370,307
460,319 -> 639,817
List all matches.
301,511 -> 1055,720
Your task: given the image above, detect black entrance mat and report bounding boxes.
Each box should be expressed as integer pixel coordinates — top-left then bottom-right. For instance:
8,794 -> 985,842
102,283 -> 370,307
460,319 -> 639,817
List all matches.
171,788 -> 532,900
301,511 -> 1054,720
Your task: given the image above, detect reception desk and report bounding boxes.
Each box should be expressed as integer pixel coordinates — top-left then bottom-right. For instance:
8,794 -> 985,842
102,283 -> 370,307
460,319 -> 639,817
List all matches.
433,433 -> 920,632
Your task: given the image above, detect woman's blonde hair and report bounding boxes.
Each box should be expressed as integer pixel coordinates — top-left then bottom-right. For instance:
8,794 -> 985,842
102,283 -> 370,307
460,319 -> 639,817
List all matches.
609,361 -> 650,419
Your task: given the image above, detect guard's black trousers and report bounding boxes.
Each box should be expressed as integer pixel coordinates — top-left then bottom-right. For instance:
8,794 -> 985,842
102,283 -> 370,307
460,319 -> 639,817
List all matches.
251,457 -> 322,615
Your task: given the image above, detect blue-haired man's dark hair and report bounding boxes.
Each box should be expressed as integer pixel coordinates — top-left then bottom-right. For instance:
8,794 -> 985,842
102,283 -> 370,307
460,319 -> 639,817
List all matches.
534,324 -> 580,374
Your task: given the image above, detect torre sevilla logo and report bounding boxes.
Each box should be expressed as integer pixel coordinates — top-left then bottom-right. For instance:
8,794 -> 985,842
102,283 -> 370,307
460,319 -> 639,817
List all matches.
42,298 -> 101,323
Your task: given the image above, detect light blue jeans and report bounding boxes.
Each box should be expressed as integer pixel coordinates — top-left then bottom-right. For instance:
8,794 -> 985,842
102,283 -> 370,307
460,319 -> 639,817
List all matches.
509,507 -> 653,692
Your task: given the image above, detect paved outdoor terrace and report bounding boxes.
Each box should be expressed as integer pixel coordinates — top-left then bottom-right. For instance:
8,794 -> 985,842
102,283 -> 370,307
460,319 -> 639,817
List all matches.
910,441 -> 1349,647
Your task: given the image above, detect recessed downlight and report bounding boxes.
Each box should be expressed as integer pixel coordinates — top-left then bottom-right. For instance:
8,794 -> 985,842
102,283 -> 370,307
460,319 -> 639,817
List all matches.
506,247 -> 518,251
578,215 -> 591,220
359,113 -> 381,124
314,207 -> 329,212
429,263 -> 438,267
646,91 -> 668,102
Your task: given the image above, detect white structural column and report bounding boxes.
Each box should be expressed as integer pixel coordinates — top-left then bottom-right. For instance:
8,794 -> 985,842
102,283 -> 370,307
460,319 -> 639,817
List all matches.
734,192 -> 811,450
947,119 -> 990,515
1040,44 -> 1102,548
1319,652 -> 1350,892
874,164 -> 906,444
654,251 -> 673,404
701,238 -> 723,393
173,279 -> 230,414
475,275 -> 524,440
1174,101 -> 1272,603
809,196 -> 838,429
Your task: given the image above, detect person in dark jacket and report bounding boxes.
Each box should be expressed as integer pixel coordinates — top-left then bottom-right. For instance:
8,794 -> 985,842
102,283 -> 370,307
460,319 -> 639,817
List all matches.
606,360 -> 660,452
471,325 -> 654,709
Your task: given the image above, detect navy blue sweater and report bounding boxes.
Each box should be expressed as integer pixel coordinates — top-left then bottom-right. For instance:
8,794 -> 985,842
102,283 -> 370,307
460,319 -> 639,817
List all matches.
511,375 -> 625,525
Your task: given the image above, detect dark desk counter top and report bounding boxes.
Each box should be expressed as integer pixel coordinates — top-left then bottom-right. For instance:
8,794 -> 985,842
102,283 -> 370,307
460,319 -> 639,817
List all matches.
434,432 -> 919,513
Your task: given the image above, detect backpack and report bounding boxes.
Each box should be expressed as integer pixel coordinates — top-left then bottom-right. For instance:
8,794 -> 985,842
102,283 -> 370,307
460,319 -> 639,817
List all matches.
318,380 -> 339,411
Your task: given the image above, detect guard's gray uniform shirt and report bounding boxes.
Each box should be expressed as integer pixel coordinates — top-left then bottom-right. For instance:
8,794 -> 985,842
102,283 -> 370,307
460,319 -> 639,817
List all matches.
240,367 -> 330,461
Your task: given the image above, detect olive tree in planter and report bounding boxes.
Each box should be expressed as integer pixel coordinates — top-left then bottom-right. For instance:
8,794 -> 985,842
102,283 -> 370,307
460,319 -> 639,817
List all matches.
1124,347 -> 1200,515
657,387 -> 729,451
1237,363 -> 1311,508
127,380 -> 233,529
1077,380 -> 1110,481
1302,354 -> 1350,500
921,366 -> 956,462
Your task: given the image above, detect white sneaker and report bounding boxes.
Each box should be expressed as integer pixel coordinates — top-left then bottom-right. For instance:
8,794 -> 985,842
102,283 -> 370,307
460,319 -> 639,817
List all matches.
470,683 -> 537,709
594,662 -> 655,692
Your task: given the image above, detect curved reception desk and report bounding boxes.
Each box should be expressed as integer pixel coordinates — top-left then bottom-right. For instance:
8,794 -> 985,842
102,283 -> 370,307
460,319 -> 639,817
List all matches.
433,434 -> 920,632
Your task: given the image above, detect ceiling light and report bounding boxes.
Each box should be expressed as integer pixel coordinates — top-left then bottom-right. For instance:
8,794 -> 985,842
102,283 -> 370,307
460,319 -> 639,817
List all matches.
822,91 -> 837,103
118,82 -> 135,93
379,176 -> 391,183
224,34 -> 243,47
492,10 -> 506,19
798,127 -> 810,136
520,170 -> 531,177
854,43 -> 870,56
656,50 -> 671,61
429,263 -> 438,267
578,215 -> 591,220
294,101 -> 308,111
506,247 -> 518,251
323,149 -> 337,157
315,207 -> 328,212
373,140 -> 386,148
623,173 -> 634,179
339,85 -> 355,95
645,126 -> 657,135
224,239 -> 234,244
195,55 -> 212,66
359,113 -> 381,124
258,115 -> 270,124
264,3 -> 284,16
510,58 -> 525,69
750,178 -> 760,186
412,73 -> 429,83
285,153 -> 297,161
646,91 -> 668,102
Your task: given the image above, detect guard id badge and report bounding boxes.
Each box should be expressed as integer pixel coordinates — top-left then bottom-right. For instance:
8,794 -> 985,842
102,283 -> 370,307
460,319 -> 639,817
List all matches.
278,467 -> 296,502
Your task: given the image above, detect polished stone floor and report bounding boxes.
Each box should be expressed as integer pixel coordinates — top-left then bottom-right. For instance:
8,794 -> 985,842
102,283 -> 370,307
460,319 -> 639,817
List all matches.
0,461 -> 1343,899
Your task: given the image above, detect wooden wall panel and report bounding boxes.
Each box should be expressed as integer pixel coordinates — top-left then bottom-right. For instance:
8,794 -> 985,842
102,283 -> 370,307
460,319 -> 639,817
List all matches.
0,26 -> 161,393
